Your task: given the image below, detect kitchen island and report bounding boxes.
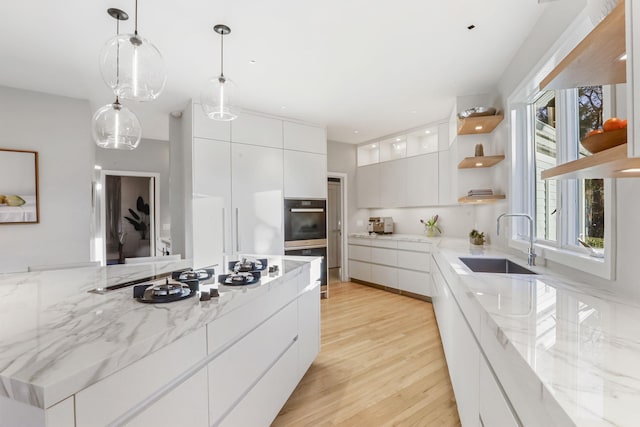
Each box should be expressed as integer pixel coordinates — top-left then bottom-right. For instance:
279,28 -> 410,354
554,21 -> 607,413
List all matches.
0,256 -> 321,427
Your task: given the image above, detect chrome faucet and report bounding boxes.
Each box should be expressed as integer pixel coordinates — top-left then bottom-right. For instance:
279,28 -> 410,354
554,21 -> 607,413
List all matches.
497,213 -> 537,266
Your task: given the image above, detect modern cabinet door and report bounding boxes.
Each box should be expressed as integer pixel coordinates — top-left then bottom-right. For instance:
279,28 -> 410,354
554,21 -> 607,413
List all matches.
126,369 -> 209,427
283,121 -> 327,154
283,150 -> 327,198
406,153 -> 438,206
231,112 -> 283,148
398,269 -> 432,296
356,164 -> 380,208
298,281 -> 321,376
231,143 -> 284,255
479,357 -> 519,427
438,150 -> 453,205
432,262 -> 480,427
379,159 -> 407,208
192,138 -> 232,268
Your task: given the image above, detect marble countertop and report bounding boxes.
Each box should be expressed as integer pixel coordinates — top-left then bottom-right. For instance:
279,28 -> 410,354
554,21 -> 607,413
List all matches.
433,239 -> 640,426
0,256 -> 312,410
348,232 -> 441,243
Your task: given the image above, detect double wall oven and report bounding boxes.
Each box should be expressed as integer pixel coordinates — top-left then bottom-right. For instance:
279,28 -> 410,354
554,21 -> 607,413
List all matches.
284,199 -> 327,286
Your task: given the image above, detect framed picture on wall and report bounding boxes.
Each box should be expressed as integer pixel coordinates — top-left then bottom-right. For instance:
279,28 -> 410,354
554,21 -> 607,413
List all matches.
0,148 -> 39,224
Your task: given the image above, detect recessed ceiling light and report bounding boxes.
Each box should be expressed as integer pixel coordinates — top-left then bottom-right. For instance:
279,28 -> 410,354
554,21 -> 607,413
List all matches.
618,168 -> 640,173
354,130 -> 359,134
396,138 -> 402,142
475,162 -> 483,167
467,24 -> 476,30
94,165 -> 102,170
281,106 -> 287,109
249,59 -> 257,64
371,144 -> 377,148
425,130 -> 431,134
475,125 -> 483,130
619,53 -> 627,61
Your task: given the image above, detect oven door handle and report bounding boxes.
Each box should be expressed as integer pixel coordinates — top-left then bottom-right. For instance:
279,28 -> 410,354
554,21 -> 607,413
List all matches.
290,208 -> 325,213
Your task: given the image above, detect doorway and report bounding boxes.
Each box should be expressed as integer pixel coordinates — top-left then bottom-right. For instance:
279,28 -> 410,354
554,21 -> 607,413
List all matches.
99,171 -> 159,265
327,173 -> 347,283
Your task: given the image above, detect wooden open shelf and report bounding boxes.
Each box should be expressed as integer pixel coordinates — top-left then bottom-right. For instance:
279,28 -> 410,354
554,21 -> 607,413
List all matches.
457,115 -> 504,135
541,143 -> 640,179
458,155 -> 505,169
458,194 -> 506,204
540,0 -> 626,91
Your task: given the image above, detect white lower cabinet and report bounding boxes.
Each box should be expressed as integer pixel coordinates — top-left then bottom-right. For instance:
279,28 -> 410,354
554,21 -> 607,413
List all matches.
348,237 -> 432,297
208,302 -> 298,425
432,257 -> 520,427
479,357 -> 519,427
44,397 -> 74,427
126,369 -> 209,427
298,281 -> 321,376
370,264 -> 398,288
349,259 -> 371,282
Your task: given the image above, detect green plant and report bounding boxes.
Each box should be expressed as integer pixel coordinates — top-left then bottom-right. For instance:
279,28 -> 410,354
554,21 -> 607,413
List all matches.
124,196 -> 150,239
420,215 -> 441,235
469,229 -> 485,245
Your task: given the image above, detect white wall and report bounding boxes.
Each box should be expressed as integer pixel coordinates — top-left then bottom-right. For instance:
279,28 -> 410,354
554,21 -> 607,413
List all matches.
327,140 -> 370,233
0,86 -> 94,273
96,138 -> 171,239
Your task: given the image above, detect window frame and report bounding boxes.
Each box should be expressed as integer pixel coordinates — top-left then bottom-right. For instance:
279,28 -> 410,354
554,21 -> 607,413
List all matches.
509,90 -> 616,281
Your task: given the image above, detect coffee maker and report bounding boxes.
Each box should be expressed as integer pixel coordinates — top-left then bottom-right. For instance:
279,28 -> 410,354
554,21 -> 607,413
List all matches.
367,217 -> 394,234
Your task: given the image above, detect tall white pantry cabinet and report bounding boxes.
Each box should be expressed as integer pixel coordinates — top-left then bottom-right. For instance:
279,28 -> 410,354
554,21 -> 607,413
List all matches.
179,102 -> 327,269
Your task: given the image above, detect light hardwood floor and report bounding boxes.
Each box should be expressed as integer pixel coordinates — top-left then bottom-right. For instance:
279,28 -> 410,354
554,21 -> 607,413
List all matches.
272,281 -> 461,427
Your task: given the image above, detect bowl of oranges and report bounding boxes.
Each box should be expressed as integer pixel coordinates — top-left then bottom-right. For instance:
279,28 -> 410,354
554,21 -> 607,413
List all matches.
581,117 -> 628,154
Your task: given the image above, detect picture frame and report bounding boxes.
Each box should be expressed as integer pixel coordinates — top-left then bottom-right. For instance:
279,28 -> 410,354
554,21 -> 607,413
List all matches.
0,148 -> 39,224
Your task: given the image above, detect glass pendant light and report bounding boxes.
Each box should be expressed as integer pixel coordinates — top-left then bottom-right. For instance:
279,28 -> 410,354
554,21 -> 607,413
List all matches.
92,8 -> 142,150
99,0 -> 166,101
201,24 -> 238,121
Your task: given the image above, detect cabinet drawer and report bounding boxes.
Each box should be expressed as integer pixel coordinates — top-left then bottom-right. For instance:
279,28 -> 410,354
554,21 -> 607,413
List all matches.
283,121 -> 327,154
75,328 -> 207,427
348,244 -> 371,262
207,276 -> 298,354
349,260 -> 371,282
221,340 -> 299,427
397,241 -> 431,252
368,239 -> 398,249
398,269 -> 432,296
209,302 -> 298,425
348,237 -> 371,246
397,250 -> 430,272
370,247 -> 397,266
370,264 -> 398,288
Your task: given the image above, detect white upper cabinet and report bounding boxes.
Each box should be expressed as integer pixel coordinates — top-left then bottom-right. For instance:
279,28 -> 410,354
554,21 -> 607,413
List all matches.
283,121 -> 327,154
379,160 -> 407,208
231,112 -> 283,148
231,143 -> 284,255
284,150 -> 327,199
192,102 -> 231,141
406,153 -> 438,206
357,163 -> 380,208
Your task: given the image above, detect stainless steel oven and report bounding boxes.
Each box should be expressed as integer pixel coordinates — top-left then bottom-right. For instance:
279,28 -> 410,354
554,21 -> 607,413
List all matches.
284,199 -> 327,286
284,199 -> 327,248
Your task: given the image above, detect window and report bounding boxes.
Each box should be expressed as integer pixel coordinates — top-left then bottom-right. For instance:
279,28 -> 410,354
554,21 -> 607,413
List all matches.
511,83 -> 616,279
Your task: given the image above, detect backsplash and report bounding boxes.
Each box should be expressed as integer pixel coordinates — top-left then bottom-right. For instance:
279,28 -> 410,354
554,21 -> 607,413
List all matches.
366,205 -> 476,238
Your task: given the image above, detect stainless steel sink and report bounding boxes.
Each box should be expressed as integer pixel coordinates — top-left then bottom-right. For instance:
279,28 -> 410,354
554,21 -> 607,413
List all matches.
459,257 -> 537,275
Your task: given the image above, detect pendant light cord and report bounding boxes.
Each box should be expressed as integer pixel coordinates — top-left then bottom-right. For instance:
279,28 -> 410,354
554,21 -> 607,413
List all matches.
116,18 -> 120,88
134,0 -> 138,35
220,31 -> 224,78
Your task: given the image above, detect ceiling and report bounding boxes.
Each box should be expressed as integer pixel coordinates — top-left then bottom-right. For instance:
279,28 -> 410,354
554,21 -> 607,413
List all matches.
0,0 -> 547,143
